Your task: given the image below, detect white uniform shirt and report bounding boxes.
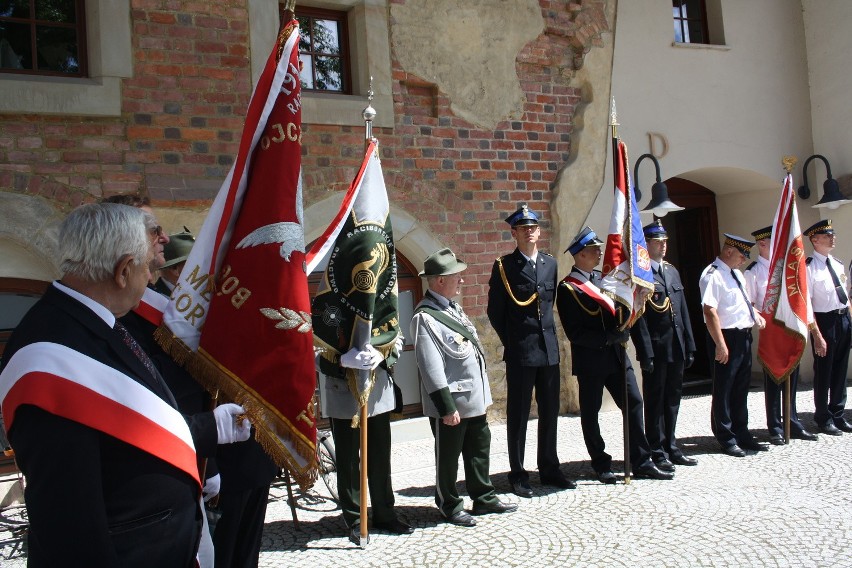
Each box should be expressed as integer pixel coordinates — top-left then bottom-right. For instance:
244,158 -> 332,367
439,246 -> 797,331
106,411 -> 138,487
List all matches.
743,256 -> 770,312
699,258 -> 754,330
807,251 -> 850,313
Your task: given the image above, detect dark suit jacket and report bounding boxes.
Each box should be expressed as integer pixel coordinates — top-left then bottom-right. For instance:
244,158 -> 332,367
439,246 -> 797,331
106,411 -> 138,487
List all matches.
555,268 -> 627,377
153,277 -> 172,297
1,285 -> 205,567
630,262 -> 696,363
487,249 -> 560,367
119,291 -> 218,479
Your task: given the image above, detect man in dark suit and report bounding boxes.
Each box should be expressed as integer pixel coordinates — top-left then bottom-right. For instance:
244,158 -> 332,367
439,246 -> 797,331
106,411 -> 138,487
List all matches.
487,204 -> 574,497
630,221 -> 698,470
557,227 -> 673,484
0,203 -> 248,567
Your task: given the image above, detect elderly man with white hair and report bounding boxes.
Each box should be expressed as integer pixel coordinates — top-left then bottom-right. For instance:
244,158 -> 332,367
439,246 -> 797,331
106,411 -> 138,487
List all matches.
0,203 -> 249,567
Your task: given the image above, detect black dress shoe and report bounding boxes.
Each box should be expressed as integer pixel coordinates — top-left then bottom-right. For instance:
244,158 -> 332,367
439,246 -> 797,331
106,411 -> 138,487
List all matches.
670,454 -> 698,466
739,439 -> 769,452
597,470 -> 617,485
348,526 -> 360,545
446,510 -> 476,527
790,429 -> 818,441
653,458 -> 675,472
819,423 -> 843,436
510,480 -> 534,498
471,500 -> 518,516
834,420 -> 852,433
722,444 -> 746,457
373,518 -> 414,534
768,434 -> 786,446
633,464 -> 674,480
540,475 -> 577,490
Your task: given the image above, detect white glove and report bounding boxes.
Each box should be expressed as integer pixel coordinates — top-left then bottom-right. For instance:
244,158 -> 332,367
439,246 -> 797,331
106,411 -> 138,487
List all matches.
213,403 -> 251,444
202,473 -> 221,502
339,344 -> 382,370
392,334 -> 405,358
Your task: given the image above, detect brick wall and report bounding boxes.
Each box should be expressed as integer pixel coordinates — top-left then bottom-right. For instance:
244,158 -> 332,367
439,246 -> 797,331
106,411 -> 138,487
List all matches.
0,0 -> 252,208
301,0 -> 609,319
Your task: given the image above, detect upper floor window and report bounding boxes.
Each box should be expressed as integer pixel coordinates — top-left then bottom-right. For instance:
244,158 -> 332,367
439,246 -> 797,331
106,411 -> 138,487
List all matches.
672,0 -> 709,44
296,6 -> 350,94
0,0 -> 87,76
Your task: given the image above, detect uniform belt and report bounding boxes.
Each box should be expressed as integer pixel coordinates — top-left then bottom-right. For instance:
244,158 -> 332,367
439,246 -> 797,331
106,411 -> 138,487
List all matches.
817,308 -> 848,316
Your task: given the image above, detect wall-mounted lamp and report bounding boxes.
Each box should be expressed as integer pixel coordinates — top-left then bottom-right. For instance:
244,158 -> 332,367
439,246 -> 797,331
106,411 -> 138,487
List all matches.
798,154 -> 851,210
633,153 -> 684,217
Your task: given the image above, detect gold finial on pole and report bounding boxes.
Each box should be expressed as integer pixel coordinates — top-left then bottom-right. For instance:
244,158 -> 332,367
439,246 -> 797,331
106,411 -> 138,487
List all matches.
362,76 -> 376,149
610,96 -> 619,138
782,155 -> 797,173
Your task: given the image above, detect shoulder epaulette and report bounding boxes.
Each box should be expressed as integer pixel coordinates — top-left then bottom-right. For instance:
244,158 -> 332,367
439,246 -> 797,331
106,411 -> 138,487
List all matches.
707,264 -> 718,273
806,257 -> 813,265
744,261 -> 757,271
541,251 -> 554,258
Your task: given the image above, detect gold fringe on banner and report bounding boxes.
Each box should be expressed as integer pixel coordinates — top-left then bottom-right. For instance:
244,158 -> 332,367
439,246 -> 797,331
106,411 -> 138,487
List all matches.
155,324 -> 318,491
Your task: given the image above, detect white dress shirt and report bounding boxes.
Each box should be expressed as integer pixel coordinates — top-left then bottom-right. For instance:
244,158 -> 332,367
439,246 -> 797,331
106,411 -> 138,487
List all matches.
699,258 -> 754,329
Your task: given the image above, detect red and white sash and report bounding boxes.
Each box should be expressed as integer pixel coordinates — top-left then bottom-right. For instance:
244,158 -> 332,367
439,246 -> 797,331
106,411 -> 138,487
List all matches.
564,274 -> 617,315
0,341 -> 200,488
132,287 -> 168,327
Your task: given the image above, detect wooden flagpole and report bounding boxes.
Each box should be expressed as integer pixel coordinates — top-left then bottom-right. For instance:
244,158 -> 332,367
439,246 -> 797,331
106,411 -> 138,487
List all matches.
356,82 -> 378,548
611,98 -> 632,484
781,156 -> 797,445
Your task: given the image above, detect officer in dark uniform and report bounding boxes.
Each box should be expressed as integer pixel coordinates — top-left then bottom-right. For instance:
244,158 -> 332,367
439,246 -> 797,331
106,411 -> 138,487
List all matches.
805,219 -> 852,435
557,226 -> 674,483
744,225 -> 822,444
487,204 -> 574,497
630,221 -> 698,469
699,233 -> 767,457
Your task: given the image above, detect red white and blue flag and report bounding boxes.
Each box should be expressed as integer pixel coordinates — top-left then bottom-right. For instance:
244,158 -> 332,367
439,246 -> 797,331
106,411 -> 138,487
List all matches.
600,138 -> 654,328
758,173 -> 811,382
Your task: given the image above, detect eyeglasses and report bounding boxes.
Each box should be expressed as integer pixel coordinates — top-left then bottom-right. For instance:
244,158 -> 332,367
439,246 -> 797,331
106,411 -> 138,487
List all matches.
149,225 -> 164,238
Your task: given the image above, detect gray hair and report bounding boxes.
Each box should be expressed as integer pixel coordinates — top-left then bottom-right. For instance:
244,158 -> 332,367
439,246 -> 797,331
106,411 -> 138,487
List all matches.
59,203 -> 150,282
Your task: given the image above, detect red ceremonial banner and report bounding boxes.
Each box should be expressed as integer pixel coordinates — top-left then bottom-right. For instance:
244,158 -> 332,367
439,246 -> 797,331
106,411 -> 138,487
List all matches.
157,20 -> 317,488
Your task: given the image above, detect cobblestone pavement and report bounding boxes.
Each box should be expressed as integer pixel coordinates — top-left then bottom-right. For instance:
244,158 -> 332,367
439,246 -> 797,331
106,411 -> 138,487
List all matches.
2,387 -> 852,567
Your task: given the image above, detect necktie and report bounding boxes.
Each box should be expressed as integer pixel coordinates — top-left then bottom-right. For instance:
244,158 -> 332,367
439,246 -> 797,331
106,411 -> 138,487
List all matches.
730,270 -> 755,325
825,258 -> 849,305
449,300 -> 477,338
658,264 -> 668,288
113,321 -> 176,406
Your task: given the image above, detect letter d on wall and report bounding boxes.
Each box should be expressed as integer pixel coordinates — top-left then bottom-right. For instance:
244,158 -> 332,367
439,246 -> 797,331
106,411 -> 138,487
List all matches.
647,132 -> 669,159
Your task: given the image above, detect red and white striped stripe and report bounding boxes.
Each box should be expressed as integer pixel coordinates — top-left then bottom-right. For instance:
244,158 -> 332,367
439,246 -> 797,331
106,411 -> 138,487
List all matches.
0,341 -> 199,486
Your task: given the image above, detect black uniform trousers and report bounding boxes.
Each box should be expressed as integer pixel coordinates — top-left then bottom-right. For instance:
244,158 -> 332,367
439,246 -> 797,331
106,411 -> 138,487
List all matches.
576,348 -> 652,473
812,310 -> 851,427
429,414 -> 498,517
641,359 -> 687,462
212,435 -> 277,568
505,361 -> 561,484
213,485 -> 270,568
764,367 -> 806,437
708,328 -> 755,448
330,412 -> 397,528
